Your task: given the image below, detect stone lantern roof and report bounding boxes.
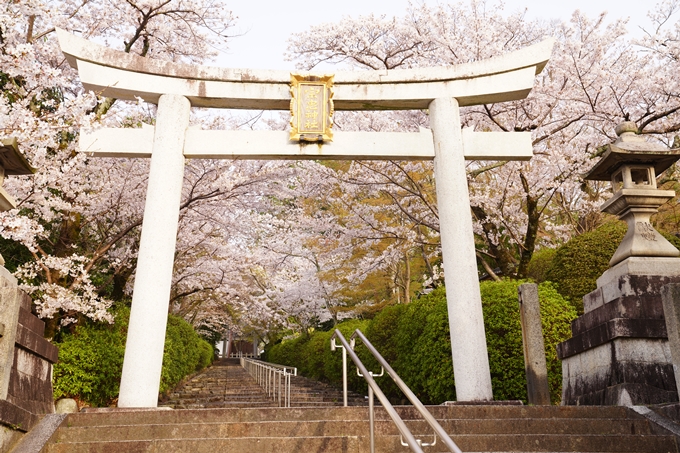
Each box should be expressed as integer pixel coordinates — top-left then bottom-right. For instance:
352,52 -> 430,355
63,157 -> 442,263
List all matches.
585,122 -> 680,182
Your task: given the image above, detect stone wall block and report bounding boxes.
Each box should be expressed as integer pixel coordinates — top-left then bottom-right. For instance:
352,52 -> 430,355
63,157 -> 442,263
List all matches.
599,274 -> 680,306
15,324 -> 58,363
0,399 -> 37,432
14,347 -> 50,382
18,290 -> 31,312
558,318 -> 667,359
0,282 -> 20,401
661,283 -> 680,403
0,268 -> 56,423
583,287 -> 604,313
17,308 -> 44,336
561,337 -> 677,406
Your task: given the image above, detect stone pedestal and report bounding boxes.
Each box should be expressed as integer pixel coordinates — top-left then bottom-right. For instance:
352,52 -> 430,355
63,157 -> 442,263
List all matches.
0,266 -> 58,452
557,257 -> 680,406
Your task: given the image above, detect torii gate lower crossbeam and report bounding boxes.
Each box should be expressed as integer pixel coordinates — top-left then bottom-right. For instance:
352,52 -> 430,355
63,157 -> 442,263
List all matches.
57,29 -> 554,407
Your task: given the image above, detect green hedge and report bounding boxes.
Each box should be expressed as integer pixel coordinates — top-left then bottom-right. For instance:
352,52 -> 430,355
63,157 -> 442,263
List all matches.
51,316 -> 127,407
53,308 -> 214,407
266,280 -> 576,404
546,221 -> 680,313
526,247 -> 556,283
481,281 -> 575,402
266,320 -> 371,394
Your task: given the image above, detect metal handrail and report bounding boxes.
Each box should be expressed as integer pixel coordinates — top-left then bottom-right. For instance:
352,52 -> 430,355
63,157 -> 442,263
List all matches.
240,358 -> 297,407
331,329 -> 463,453
230,352 -> 257,358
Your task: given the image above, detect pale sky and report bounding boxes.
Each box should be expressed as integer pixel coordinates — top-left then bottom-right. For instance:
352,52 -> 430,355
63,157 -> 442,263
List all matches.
223,0 -> 655,70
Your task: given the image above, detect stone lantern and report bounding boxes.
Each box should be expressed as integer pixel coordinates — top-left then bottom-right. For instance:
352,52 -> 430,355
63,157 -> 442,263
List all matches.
557,122 -> 680,407
585,121 -> 680,266
0,138 -> 35,211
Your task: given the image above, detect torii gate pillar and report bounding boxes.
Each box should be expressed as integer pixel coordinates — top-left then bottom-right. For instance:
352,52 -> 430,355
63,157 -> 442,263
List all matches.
430,97 -> 493,400
118,94 -> 191,407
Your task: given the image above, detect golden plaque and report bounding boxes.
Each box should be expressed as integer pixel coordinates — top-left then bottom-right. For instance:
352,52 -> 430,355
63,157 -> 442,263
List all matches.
290,74 -> 334,142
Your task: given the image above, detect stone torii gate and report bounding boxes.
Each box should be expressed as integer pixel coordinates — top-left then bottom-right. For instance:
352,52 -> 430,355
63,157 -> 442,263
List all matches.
57,29 -> 553,407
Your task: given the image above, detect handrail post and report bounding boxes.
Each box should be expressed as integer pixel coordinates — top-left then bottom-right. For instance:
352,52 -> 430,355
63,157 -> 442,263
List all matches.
239,358 -> 297,409
342,345 -> 348,407
368,378 -> 375,453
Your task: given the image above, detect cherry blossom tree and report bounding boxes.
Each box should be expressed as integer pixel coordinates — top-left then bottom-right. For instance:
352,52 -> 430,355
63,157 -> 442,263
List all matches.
285,0 -> 680,289
0,0 -> 244,335
4,0 -> 680,342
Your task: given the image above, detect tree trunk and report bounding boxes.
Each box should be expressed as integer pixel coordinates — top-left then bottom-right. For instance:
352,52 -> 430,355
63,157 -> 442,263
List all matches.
517,172 -> 540,278
403,251 -> 410,304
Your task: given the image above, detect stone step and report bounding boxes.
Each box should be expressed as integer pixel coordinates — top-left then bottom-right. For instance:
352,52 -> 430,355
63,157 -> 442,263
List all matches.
168,392 -> 270,398
67,405 -> 642,427
44,405 -> 679,453
53,417 -> 657,443
43,433 -> 678,453
157,360 -> 369,409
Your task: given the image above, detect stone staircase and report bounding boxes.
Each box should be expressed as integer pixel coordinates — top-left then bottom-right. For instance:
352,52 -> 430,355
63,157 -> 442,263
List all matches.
159,359 -> 274,408
288,374 -> 367,407
159,358 -> 366,409
40,404 -> 679,452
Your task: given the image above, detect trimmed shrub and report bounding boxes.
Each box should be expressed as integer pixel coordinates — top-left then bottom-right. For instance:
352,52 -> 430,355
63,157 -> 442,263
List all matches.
322,319 -> 372,392
266,320 -> 371,391
364,304 -> 407,399
160,315 -> 216,393
389,293 -> 438,399
52,317 -> 127,407
406,291 -> 455,404
546,221 -> 680,313
526,247 -> 556,283
545,222 -> 625,311
265,335 -> 309,374
481,280 -> 576,403
391,281 -> 575,404
266,280 -> 575,404
53,309 -> 214,407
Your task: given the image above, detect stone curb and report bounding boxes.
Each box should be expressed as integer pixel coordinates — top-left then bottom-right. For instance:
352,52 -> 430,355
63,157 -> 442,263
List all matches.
8,413 -> 66,453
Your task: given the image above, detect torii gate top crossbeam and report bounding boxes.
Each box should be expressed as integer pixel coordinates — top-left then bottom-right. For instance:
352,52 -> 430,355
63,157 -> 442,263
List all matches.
57,29 -> 554,110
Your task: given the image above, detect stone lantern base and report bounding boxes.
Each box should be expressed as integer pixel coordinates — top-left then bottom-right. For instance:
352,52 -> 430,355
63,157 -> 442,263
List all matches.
557,257 -> 680,406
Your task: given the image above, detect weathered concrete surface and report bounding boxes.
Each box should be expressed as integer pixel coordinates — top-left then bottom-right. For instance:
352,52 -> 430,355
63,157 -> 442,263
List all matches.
662,283 -> 680,403
561,338 -> 677,406
41,405 -> 680,453
518,284 -> 550,405
0,267 -> 19,401
57,28 -> 554,110
0,398 -> 38,432
9,413 -> 67,453
118,94 -> 191,408
559,261 -> 680,406
0,264 -> 57,434
430,97 -> 492,402
80,127 -> 534,161
0,424 -> 23,453
582,258 -> 680,313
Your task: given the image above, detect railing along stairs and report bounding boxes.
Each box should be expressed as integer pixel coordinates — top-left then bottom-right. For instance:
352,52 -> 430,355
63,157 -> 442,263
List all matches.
240,357 -> 297,407
331,329 -> 463,453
